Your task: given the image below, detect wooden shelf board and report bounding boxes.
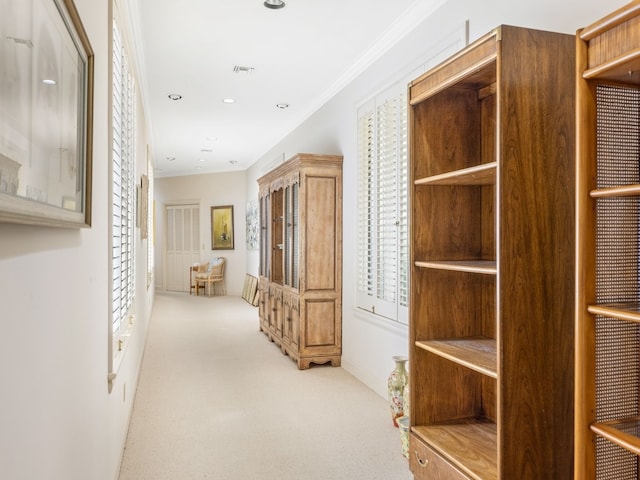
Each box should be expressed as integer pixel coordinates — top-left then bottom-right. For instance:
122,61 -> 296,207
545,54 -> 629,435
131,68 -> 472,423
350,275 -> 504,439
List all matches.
588,304 -> 640,323
415,260 -> 497,275
590,184 -> 640,198
413,420 -> 497,480
591,416 -> 640,456
415,337 -> 497,378
414,162 -> 497,186
583,48 -> 640,83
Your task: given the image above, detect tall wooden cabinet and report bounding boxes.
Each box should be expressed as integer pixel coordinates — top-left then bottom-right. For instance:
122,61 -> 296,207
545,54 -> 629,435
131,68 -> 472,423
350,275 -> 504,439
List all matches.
575,2 -> 640,479
257,153 -> 342,369
408,26 -> 575,479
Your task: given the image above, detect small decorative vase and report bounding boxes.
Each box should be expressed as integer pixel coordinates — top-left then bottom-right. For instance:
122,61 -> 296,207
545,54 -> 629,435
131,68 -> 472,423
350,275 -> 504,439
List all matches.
403,378 -> 410,419
387,355 -> 408,427
397,415 -> 410,459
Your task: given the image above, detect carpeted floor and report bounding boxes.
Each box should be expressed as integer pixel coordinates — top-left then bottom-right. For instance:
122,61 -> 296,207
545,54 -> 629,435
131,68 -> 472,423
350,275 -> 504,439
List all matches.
118,292 -> 413,480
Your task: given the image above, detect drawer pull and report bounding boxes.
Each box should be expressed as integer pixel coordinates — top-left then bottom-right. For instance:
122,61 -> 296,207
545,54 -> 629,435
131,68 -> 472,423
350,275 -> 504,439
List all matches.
414,451 -> 429,467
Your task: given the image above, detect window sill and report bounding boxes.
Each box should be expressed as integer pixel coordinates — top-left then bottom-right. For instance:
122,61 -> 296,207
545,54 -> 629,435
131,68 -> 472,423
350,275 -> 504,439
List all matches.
351,307 -> 408,335
108,314 -> 135,392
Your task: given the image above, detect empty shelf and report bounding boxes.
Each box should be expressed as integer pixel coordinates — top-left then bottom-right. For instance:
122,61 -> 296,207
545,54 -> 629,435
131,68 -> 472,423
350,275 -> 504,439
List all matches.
415,337 -> 497,378
590,184 -> 640,198
588,304 -> 640,323
415,260 -> 497,275
414,162 -> 496,186
591,416 -> 640,457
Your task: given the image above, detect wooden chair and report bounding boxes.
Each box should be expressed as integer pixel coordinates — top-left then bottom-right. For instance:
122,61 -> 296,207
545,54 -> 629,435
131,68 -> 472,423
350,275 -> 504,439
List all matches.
189,262 -> 209,295
195,257 -> 225,296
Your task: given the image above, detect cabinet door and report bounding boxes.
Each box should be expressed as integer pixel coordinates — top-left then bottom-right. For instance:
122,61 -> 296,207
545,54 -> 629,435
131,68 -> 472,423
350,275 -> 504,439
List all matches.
281,294 -> 300,352
282,293 -> 292,346
268,286 -> 277,332
273,287 -> 283,337
258,281 -> 269,330
292,181 -> 299,289
284,185 -> 292,287
290,297 -> 300,350
282,179 -> 300,290
259,193 -> 270,278
271,188 -> 284,285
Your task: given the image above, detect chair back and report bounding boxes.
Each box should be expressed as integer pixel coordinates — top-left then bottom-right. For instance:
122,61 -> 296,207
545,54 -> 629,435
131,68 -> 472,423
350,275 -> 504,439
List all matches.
210,257 -> 225,278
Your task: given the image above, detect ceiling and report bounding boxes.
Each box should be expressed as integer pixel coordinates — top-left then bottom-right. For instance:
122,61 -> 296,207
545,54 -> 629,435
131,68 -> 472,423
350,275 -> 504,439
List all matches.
131,0 -> 431,178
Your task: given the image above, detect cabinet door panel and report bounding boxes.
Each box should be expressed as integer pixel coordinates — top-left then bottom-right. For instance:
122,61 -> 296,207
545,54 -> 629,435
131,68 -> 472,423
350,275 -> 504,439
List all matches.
302,298 -> 337,348
305,176 -> 337,290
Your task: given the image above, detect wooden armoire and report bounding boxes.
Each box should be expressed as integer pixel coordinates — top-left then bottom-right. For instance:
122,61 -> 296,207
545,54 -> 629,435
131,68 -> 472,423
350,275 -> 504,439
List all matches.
257,153 -> 343,369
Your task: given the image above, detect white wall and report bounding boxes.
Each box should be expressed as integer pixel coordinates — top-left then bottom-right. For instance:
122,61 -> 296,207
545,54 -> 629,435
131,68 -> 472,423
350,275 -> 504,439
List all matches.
154,170 -> 248,296
0,1 -> 630,479
245,0 -> 630,398
0,0 -> 154,479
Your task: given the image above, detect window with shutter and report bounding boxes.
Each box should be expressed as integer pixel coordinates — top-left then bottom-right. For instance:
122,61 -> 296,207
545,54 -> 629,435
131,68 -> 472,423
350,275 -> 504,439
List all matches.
355,26 -> 467,325
112,20 -> 136,336
147,155 -> 154,287
356,84 -> 408,324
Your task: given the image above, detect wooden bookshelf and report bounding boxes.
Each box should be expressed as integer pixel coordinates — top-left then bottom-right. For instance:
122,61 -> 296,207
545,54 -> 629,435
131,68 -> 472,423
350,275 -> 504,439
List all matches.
409,25 -> 575,479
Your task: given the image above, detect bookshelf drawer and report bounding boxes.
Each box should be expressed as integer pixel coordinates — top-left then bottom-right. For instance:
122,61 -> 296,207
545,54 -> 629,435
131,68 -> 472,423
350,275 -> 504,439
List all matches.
409,433 -> 469,480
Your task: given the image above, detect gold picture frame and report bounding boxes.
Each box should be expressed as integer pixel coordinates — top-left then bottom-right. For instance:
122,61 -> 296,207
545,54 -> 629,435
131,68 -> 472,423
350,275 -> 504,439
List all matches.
0,0 -> 94,227
211,205 -> 234,250
139,174 -> 149,239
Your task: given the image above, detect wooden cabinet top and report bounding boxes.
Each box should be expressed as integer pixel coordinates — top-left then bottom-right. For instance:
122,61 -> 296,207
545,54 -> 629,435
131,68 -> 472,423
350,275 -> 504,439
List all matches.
579,0 -> 640,83
257,153 -> 343,186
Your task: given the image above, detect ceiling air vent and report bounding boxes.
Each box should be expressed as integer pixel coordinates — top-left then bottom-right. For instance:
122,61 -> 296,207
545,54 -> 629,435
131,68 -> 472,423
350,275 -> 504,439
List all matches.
233,65 -> 255,74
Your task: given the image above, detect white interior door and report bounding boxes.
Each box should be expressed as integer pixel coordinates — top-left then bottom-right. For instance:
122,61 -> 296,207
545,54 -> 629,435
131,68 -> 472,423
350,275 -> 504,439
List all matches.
166,204 -> 200,291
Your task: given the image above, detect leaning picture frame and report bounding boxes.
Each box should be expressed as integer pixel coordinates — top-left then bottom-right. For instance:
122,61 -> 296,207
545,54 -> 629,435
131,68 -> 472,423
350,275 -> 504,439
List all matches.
0,0 -> 94,227
211,205 -> 234,250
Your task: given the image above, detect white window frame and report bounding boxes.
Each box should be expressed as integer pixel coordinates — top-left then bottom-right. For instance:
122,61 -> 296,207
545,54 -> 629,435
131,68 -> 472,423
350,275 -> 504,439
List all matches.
357,82 -> 409,324
356,24 -> 468,325
147,150 -> 154,288
109,16 -> 136,387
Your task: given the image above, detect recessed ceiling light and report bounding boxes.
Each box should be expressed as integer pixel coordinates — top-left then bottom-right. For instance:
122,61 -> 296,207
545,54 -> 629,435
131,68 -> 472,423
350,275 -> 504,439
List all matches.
168,93 -> 182,100
264,0 -> 285,9
229,160 -> 238,165
42,79 -> 57,85
166,157 -> 176,162
222,98 -> 235,104
276,103 -> 289,109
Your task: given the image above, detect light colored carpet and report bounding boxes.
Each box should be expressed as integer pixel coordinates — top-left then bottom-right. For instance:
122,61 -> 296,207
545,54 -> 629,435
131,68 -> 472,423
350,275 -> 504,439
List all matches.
118,292 -> 413,480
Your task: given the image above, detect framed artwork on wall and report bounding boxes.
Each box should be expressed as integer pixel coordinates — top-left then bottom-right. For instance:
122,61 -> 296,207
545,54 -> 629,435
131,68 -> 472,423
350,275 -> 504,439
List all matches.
139,174 -> 149,239
0,0 -> 94,227
211,205 -> 234,250
246,198 -> 258,250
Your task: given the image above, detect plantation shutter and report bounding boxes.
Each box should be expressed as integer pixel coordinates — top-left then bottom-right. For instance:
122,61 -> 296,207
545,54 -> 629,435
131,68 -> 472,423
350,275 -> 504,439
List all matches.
356,85 -> 409,323
112,21 -> 136,334
357,101 -> 375,301
376,95 -> 399,305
